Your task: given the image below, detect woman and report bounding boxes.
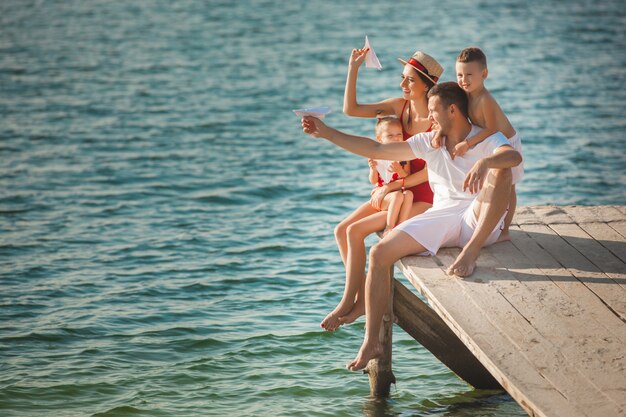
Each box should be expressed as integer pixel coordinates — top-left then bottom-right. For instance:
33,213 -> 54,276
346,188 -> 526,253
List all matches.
321,49 -> 443,331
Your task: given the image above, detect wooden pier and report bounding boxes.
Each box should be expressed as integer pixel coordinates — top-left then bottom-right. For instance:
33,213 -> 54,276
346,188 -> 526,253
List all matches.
368,205 -> 626,417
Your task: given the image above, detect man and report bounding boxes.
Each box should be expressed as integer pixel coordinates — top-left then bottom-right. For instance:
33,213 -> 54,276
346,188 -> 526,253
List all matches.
301,81 -> 522,371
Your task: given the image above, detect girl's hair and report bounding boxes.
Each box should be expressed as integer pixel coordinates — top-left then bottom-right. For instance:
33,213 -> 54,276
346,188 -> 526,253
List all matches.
375,116 -> 402,137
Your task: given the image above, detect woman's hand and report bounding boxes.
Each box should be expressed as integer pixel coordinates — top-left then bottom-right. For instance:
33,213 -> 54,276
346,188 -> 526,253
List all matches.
368,159 -> 377,169
370,185 -> 388,210
349,48 -> 369,69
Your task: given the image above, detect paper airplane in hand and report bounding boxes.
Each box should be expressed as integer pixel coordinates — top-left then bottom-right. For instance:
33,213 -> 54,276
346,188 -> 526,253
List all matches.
375,160 -> 394,184
364,36 -> 382,70
293,106 -> 332,118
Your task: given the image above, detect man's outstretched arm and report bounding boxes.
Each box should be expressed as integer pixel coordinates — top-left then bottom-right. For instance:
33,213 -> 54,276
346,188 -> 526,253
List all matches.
301,116 -> 415,161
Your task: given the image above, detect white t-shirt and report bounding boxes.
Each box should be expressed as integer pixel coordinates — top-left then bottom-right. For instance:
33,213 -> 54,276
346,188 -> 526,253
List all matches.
407,125 -> 511,207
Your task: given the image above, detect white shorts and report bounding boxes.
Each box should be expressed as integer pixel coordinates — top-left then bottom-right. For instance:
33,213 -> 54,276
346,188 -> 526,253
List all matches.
395,199 -> 505,256
509,133 -> 524,185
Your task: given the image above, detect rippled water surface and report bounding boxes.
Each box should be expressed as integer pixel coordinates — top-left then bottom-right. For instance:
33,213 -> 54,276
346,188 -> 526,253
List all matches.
1,1 -> 625,416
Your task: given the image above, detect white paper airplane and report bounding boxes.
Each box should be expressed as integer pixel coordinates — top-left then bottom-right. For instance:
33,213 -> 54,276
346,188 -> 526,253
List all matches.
292,106 -> 332,118
364,36 -> 382,70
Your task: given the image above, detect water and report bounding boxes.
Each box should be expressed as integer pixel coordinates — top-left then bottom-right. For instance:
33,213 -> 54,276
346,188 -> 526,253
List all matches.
1,0 -> 625,416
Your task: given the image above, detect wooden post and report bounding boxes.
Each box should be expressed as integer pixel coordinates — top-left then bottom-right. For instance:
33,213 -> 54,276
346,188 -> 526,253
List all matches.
393,278 -> 501,389
366,266 -> 396,396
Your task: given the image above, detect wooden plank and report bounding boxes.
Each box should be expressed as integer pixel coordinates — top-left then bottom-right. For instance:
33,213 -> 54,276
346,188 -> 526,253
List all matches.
549,222 -> 626,290
480,240 -> 626,411
514,205 -> 544,225
519,223 -> 626,321
508,226 -> 626,342
399,255 -> 587,417
561,205 -> 625,224
609,221 -> 626,240
434,250 -> 623,417
575,221 -> 626,264
392,206 -> 626,416
614,206 -> 626,216
392,278 -> 500,389
528,206 -> 574,224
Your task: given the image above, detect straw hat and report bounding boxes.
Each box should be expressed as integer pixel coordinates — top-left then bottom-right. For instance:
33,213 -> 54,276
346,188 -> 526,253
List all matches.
398,51 -> 443,84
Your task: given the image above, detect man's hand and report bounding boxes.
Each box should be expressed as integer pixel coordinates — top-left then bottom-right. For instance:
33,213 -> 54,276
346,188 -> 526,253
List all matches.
301,116 -> 327,138
370,186 -> 388,210
463,158 -> 488,194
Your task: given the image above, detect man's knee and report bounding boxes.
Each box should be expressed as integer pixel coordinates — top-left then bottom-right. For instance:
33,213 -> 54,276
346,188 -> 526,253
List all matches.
489,167 -> 512,186
369,240 -> 400,268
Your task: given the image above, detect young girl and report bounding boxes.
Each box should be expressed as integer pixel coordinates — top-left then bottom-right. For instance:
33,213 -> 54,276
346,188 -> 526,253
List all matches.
367,117 -> 413,236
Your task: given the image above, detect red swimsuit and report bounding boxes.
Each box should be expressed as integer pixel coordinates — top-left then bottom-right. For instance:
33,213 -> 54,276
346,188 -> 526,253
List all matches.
401,101 -> 434,204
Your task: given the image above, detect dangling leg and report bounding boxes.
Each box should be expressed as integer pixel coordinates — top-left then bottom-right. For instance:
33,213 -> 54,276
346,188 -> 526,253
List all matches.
322,210 -> 386,331
347,230 -> 427,370
334,202 -> 378,266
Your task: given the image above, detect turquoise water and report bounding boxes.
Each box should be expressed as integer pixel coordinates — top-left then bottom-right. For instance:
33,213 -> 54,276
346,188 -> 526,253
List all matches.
1,1 -> 625,416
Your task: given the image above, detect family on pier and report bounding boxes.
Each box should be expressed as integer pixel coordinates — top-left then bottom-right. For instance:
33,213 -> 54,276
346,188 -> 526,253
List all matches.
300,46 -> 524,371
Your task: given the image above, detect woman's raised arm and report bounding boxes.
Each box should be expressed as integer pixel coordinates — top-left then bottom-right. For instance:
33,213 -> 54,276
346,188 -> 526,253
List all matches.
343,48 -> 401,118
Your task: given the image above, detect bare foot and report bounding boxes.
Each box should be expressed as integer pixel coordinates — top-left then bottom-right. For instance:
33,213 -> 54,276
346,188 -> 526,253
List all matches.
321,301 -> 354,332
495,229 -> 510,243
346,338 -> 382,371
446,249 -> 479,277
339,301 -> 365,325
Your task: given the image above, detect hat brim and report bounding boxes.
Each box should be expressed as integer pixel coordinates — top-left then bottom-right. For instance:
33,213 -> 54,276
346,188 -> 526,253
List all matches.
398,58 -> 438,84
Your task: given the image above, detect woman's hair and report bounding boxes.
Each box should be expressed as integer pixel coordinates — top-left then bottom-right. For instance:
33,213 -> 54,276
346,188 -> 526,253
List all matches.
412,67 -> 436,90
427,82 -> 469,119
375,116 -> 402,137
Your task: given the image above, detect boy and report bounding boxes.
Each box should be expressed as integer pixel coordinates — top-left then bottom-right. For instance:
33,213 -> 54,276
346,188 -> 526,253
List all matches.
432,47 -> 523,240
